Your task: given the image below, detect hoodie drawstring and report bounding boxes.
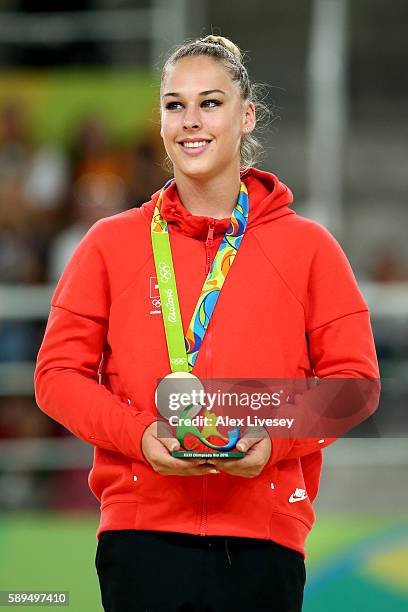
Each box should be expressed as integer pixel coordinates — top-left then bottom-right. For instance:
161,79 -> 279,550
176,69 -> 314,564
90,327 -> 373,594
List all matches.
225,537 -> 232,566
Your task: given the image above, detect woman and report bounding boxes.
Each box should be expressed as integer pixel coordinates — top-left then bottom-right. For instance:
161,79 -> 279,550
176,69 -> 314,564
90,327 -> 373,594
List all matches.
35,36 -> 379,611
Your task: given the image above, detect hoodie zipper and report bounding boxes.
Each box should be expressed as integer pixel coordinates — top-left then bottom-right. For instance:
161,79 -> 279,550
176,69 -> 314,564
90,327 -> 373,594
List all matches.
205,219 -> 215,382
205,220 -> 215,274
199,219 -> 215,537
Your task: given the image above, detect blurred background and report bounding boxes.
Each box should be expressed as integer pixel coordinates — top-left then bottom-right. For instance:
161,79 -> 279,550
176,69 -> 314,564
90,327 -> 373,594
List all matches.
0,0 -> 407,610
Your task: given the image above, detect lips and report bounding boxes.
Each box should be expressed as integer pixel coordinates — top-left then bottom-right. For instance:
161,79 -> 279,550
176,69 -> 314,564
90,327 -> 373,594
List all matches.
180,140 -> 212,148
177,139 -> 213,155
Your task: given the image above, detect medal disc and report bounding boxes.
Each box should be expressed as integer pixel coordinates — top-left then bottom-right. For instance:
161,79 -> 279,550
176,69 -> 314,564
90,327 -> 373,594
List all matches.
155,372 -> 205,421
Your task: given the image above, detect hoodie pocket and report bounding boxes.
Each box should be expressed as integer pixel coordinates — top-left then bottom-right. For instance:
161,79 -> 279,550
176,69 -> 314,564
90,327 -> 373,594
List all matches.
88,449 -> 135,503
130,460 -> 202,506
272,457 -> 315,527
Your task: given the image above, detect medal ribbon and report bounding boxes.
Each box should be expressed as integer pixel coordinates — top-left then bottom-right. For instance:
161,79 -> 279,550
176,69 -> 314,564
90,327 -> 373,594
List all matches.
151,179 -> 249,372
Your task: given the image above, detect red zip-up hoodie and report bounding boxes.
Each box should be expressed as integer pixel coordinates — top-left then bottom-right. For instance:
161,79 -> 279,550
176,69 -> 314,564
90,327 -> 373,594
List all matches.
34,167 -> 379,557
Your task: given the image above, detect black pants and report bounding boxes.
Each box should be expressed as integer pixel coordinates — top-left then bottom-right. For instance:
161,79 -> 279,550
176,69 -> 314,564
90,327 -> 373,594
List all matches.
95,530 -> 305,612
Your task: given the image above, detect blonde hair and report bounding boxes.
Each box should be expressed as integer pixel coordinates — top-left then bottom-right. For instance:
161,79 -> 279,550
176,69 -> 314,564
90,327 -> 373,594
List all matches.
160,35 -> 270,169
201,35 -> 243,60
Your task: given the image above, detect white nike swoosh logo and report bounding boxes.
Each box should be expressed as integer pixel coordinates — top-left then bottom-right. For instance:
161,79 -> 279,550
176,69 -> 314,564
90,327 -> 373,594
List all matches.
289,494 -> 308,503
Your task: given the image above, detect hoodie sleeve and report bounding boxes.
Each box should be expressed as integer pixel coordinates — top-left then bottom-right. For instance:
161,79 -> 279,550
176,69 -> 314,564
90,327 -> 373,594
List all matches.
34,222 -> 157,462
267,223 -> 380,465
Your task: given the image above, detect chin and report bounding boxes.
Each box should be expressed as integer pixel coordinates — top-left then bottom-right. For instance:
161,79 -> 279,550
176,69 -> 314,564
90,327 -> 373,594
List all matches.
175,150 -> 240,181
176,159 -> 218,181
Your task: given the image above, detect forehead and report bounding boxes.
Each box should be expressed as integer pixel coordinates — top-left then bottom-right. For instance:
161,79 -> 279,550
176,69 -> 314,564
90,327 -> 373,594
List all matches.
162,55 -> 236,94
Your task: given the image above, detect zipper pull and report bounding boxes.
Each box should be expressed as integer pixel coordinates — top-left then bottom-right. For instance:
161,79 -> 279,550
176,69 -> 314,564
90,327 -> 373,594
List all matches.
206,220 -> 215,245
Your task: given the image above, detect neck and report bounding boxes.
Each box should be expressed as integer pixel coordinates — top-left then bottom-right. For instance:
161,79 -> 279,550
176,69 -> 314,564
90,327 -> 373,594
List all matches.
174,166 -> 241,220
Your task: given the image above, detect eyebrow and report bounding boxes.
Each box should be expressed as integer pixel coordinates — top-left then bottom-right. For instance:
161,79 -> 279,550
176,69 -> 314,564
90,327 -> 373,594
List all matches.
162,89 -> 226,99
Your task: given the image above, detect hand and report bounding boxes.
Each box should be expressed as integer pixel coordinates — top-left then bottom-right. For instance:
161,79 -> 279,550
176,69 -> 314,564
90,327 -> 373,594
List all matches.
141,421 -> 220,477
205,427 -> 272,478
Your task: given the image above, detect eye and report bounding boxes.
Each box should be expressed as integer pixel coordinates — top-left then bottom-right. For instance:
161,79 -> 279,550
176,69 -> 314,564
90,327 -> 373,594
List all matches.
201,99 -> 222,108
165,101 -> 184,110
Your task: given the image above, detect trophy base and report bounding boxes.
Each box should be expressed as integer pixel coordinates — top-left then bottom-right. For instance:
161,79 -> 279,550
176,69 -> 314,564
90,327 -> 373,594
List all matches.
172,451 -> 245,459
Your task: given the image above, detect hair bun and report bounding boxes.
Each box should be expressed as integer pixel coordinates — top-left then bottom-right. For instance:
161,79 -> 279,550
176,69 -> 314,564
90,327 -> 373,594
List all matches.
200,35 -> 242,60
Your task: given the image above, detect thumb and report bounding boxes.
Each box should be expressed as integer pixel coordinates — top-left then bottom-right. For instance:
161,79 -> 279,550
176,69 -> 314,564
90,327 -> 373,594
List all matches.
154,420 -> 181,453
236,436 -> 259,452
236,426 -> 268,452
236,428 -> 267,452
160,436 -> 181,453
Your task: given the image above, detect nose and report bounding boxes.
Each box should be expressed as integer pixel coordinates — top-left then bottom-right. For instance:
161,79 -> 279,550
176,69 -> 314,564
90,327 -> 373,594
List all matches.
183,104 -> 201,130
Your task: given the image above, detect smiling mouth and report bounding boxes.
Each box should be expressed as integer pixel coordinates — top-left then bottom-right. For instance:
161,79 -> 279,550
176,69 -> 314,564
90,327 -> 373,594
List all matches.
179,140 -> 212,149
178,140 -> 213,155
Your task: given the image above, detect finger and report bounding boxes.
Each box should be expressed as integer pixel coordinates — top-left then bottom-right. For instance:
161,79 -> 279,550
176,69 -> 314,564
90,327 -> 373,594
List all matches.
201,455 -> 218,465
236,425 -> 269,452
159,436 -> 181,453
153,421 -> 181,453
236,436 -> 265,453
150,443 -> 220,474
203,448 -> 256,470
210,440 -> 271,477
149,436 -> 201,464
176,464 -> 220,476
158,461 -> 220,476
157,442 -> 211,466
212,457 -> 259,477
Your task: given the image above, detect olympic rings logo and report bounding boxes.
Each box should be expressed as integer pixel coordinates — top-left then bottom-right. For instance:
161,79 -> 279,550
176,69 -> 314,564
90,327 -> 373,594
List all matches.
151,298 -> 161,308
171,358 -> 187,366
158,262 -> 171,283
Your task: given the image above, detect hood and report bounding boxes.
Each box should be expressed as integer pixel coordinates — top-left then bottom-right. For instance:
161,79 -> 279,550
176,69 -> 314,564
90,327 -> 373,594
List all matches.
140,166 -> 295,240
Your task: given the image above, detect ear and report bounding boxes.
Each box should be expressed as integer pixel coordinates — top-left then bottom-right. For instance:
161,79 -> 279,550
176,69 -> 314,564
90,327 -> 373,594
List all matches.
242,101 -> 256,135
